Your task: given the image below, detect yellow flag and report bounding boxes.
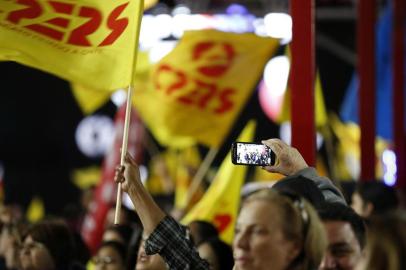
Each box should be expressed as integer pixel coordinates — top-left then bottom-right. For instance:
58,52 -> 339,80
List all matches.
181,120 -> 256,244
134,30 -> 279,147
174,145 -> 202,210
71,50 -> 152,114
70,83 -> 111,115
0,0 -> 144,90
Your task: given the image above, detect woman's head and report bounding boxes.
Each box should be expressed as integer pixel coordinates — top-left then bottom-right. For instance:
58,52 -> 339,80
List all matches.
93,241 -> 127,270
188,220 -> 219,246
19,219 -> 76,270
233,189 -> 326,270
357,210 -> 406,270
135,236 -> 167,270
103,224 -> 134,247
197,237 -> 234,270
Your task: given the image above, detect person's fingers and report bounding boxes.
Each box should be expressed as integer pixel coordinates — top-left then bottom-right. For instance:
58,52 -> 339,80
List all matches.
125,152 -> 138,166
262,139 -> 282,156
114,173 -> 124,183
114,165 -> 125,183
262,165 -> 278,173
115,165 -> 125,173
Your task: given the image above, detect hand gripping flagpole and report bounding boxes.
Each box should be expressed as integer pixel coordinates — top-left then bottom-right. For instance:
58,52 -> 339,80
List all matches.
114,0 -> 144,225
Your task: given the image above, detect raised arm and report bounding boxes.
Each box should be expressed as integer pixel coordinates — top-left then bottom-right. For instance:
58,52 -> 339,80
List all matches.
261,138 -> 346,205
114,153 -> 209,270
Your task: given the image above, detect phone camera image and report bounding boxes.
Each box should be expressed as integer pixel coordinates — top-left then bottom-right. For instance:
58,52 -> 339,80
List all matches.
232,142 -> 275,166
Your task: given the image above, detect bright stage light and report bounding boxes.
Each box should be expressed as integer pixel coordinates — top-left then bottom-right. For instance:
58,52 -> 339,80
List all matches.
75,115 -> 115,158
264,13 -> 292,43
382,149 -> 397,186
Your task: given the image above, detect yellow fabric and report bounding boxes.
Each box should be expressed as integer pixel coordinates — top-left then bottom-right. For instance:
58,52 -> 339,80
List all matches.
26,197 -> 45,223
278,72 -> 327,126
0,0 -> 144,90
329,114 -> 388,180
134,30 -> 279,147
329,114 -> 360,180
70,84 -> 111,115
181,120 -> 256,244
278,46 -> 327,126
174,146 -> 202,210
145,150 -> 177,195
72,166 -> 101,189
71,50 -> 152,114
144,0 -> 158,10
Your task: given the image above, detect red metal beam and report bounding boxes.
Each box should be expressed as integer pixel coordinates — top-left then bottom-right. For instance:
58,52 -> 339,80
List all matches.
290,0 -> 316,166
358,0 -> 376,181
393,0 -> 405,188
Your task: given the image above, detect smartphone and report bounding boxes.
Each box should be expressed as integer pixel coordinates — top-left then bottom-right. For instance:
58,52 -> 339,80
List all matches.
231,142 -> 276,166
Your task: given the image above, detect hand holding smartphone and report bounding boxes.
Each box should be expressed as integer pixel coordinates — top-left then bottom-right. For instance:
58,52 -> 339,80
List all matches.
231,142 -> 276,166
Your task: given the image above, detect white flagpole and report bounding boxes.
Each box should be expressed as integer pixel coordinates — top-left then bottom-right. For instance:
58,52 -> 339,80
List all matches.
114,0 -> 144,225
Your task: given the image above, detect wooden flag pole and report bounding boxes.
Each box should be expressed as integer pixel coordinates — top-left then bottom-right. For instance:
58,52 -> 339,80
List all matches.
114,0 -> 144,225
114,85 -> 135,225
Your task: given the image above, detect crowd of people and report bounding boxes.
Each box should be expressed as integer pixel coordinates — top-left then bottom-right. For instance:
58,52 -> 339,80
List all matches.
0,138 -> 404,270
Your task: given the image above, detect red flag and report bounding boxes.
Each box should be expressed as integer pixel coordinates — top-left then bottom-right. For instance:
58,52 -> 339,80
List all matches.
81,103 -> 144,254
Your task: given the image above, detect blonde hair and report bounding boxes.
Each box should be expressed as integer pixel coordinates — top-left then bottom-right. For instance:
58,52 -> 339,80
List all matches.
364,210 -> 406,270
243,189 -> 327,270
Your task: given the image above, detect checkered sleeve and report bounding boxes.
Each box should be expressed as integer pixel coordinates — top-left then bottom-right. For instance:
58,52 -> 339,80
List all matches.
145,216 -> 209,270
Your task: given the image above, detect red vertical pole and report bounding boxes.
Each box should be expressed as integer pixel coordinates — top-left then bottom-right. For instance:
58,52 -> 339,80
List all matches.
290,0 -> 316,166
393,0 -> 405,188
358,0 -> 376,181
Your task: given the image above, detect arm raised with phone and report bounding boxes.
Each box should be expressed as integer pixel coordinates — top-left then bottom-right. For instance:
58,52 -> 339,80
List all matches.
261,138 -> 346,205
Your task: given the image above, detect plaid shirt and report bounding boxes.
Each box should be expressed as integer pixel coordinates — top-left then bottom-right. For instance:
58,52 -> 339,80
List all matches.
145,216 -> 210,270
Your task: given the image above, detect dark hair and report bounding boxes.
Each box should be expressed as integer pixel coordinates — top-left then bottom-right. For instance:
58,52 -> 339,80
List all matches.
272,176 -> 325,210
188,220 -> 218,246
198,237 -> 234,270
356,181 -> 398,215
318,202 -> 366,249
120,205 -> 141,225
97,241 -> 127,264
23,219 -> 76,269
104,224 -> 134,247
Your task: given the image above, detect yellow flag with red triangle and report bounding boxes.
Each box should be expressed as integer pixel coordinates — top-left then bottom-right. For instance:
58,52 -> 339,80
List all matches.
181,120 -> 256,244
0,0 -> 143,90
133,30 -> 279,147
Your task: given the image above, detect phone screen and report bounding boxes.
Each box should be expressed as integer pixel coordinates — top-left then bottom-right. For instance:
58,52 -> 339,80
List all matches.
232,142 -> 275,166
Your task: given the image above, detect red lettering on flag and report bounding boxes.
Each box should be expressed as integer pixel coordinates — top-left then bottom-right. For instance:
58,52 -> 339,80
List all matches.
7,0 -> 42,24
155,64 -> 187,94
153,64 -> 235,113
193,42 -> 235,77
214,214 -> 232,233
5,0 -> 130,47
67,6 -> 102,46
99,2 -> 129,46
215,87 -> 235,114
